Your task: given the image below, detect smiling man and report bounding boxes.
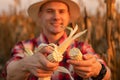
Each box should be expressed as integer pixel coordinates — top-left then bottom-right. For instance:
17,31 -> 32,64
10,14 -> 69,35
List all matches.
2,0 -> 111,80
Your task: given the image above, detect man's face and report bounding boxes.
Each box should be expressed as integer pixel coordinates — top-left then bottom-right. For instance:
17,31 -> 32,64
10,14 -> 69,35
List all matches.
38,1 -> 70,34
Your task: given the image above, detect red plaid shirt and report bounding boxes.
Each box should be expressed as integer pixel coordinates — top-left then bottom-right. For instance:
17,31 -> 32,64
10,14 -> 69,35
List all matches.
2,32 -> 104,80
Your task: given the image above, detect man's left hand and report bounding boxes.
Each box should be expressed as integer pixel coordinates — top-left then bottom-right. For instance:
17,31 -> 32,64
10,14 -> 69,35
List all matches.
67,53 -> 102,78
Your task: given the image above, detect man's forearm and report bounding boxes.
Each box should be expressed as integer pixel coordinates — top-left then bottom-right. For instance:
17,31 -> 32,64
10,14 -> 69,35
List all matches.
7,60 -> 29,80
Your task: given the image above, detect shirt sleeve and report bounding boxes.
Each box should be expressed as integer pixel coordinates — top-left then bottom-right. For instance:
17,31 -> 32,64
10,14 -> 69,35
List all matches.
77,42 -> 95,54
1,41 -> 25,79
1,41 -> 34,79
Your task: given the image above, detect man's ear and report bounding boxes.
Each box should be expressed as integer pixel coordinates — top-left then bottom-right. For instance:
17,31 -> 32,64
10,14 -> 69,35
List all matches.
37,12 -> 42,22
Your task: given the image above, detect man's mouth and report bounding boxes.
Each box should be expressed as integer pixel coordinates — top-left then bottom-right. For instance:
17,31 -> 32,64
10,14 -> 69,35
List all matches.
51,23 -> 63,27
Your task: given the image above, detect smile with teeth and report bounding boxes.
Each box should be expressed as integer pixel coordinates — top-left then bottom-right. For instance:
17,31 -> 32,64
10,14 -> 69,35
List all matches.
52,23 -> 63,26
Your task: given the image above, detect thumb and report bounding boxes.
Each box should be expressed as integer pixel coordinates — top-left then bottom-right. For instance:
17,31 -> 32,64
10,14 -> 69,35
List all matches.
83,53 -> 93,60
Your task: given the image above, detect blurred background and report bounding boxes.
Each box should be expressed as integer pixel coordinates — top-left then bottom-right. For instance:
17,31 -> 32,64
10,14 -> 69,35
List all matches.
0,0 -> 120,80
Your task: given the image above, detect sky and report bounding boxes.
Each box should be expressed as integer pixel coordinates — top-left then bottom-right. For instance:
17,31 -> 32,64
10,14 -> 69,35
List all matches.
0,0 -> 120,15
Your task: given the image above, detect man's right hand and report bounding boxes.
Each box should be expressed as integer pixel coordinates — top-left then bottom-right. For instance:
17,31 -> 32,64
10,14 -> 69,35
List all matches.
21,52 -> 59,78
7,46 -> 59,80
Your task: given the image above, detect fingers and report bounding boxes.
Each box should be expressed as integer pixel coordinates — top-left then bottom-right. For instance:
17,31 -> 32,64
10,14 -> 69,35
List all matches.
67,53 -> 100,78
43,62 -> 59,71
68,53 -> 97,65
75,69 -> 92,78
37,69 -> 53,77
30,68 -> 53,77
72,62 -> 94,78
23,45 -> 59,78
24,53 -> 59,75
74,66 -> 92,72
83,53 -> 94,60
38,54 -> 59,69
37,46 -> 54,56
34,53 -> 59,70
67,58 -> 95,67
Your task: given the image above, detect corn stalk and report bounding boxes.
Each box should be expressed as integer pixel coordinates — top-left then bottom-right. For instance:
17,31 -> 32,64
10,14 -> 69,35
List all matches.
83,7 -> 92,43
105,0 -> 116,79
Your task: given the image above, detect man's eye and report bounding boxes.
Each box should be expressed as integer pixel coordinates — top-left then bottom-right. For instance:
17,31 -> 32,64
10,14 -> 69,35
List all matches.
60,10 -> 68,14
46,10 -> 53,13
59,10 -> 65,14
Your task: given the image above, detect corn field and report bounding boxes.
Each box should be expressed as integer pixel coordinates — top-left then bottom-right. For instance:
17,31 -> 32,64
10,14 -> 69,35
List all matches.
0,0 -> 120,80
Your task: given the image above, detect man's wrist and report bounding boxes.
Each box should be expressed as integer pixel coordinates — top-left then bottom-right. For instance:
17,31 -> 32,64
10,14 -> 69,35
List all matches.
92,63 -> 107,80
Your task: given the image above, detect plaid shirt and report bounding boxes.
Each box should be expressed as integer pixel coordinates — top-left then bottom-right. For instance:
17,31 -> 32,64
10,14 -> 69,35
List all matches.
2,32 -> 104,80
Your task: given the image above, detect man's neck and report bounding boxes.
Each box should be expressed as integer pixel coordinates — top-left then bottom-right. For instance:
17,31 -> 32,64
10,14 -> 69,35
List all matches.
43,31 -> 65,43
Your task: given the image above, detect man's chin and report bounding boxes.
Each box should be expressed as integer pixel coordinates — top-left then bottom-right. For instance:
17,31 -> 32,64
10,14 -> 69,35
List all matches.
50,30 -> 64,35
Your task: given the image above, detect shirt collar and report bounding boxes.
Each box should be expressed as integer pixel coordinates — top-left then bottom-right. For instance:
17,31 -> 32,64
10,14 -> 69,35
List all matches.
38,32 -> 68,45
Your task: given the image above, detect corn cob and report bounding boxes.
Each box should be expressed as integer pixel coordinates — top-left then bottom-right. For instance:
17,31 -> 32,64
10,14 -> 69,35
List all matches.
69,48 -> 83,60
69,48 -> 92,80
24,24 -> 87,80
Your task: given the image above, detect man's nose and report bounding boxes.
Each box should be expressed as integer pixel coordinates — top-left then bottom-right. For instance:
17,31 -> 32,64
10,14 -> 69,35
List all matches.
53,11 -> 61,19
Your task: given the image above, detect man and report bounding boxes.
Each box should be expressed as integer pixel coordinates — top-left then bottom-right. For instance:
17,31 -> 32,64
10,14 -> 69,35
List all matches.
3,0 -> 111,80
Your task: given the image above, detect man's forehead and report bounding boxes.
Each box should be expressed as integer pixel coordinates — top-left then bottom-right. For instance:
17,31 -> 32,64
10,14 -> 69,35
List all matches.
39,1 -> 69,11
